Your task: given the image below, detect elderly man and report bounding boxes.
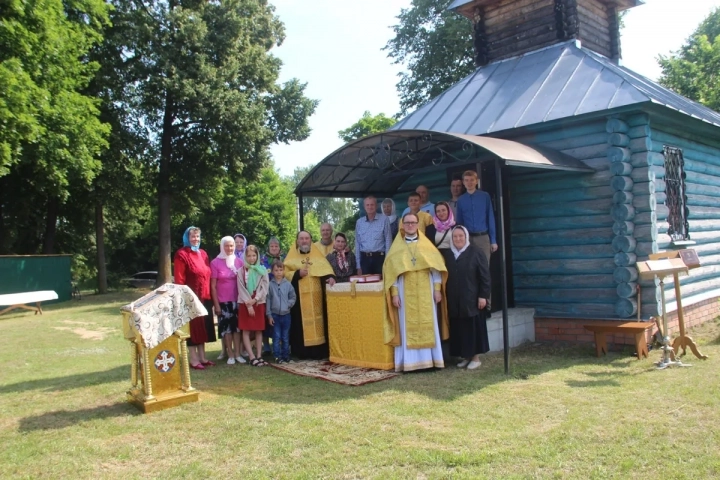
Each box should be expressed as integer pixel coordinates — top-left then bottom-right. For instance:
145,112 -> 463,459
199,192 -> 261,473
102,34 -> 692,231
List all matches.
284,231 -> 336,359
455,170 -> 497,264
446,177 -> 464,217
383,213 -> 448,372
401,185 -> 435,217
355,195 -> 392,275
314,222 -> 334,256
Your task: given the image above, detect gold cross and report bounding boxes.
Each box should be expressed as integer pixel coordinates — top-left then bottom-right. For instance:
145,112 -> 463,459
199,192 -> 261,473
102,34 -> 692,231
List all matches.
302,257 -> 313,267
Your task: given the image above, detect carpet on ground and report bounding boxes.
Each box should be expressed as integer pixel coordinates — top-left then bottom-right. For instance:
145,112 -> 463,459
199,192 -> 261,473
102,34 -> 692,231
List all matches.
271,360 -> 399,386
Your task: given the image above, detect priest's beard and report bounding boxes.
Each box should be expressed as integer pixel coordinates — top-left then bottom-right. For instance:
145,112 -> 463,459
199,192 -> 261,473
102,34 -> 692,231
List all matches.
298,244 -> 311,254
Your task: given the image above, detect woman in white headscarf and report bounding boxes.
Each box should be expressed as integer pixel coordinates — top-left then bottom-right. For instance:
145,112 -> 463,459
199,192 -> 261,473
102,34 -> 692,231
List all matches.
381,198 -> 399,238
210,236 -> 245,364
441,226 -> 491,370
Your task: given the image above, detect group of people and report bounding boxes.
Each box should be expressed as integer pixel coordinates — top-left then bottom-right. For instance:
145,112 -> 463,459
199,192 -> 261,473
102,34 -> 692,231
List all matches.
172,169 -> 498,373
353,170 -> 496,371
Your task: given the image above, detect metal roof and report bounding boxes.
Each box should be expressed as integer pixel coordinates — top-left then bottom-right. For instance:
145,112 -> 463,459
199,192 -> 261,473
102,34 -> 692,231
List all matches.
392,40 -> 720,134
294,130 -> 593,197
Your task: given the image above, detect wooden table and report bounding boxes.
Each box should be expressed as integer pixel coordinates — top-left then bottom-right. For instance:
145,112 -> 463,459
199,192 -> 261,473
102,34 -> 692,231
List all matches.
326,282 -> 394,370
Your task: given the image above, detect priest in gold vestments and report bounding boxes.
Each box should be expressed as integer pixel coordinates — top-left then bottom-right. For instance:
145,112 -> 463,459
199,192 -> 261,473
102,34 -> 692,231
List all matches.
285,231 -> 336,359
383,213 -> 448,372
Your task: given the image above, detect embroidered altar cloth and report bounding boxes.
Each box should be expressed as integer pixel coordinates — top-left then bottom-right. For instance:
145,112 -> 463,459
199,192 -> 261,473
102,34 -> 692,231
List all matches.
121,283 -> 207,349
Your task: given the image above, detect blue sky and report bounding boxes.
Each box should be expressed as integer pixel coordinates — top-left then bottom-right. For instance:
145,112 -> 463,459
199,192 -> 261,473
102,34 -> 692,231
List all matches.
269,0 -> 720,177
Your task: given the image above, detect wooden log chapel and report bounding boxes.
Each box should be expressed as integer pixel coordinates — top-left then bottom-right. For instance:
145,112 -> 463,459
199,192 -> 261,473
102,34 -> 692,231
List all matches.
296,0 -> 720,345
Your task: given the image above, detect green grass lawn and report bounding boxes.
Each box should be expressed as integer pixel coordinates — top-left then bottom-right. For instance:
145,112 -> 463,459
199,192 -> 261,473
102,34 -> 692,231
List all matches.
1,291 -> 719,479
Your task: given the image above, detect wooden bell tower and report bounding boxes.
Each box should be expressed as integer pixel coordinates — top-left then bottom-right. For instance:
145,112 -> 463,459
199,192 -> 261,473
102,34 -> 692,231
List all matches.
450,0 -> 643,66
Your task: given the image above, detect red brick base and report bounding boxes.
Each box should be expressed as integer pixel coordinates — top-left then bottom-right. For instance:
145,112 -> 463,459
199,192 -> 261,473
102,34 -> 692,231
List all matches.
535,297 -> 720,348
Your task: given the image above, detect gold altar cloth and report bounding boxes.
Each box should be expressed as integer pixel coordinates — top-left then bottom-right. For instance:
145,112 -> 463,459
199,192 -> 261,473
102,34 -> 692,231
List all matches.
326,282 -> 394,370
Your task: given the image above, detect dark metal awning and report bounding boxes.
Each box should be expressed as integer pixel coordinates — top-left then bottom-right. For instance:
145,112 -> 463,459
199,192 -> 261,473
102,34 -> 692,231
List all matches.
295,129 -> 594,198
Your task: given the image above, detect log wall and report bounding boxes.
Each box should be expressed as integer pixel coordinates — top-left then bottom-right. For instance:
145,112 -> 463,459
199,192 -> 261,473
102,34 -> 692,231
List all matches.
645,120 -> 720,311
508,119 -> 617,317
469,0 -> 621,64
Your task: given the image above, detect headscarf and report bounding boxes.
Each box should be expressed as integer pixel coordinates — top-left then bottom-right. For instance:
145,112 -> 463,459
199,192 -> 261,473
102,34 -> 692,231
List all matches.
382,198 -> 397,224
243,245 -> 267,293
333,233 -> 348,271
182,226 -> 201,252
433,201 -> 456,232
217,236 -> 240,272
233,233 -> 247,258
450,225 -> 470,259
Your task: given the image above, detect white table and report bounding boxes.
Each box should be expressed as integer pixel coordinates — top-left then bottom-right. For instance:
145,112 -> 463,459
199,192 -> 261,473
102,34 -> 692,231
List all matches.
0,290 -> 59,315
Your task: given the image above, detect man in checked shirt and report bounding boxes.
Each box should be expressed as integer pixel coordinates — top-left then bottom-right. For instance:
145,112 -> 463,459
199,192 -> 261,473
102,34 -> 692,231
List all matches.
354,195 -> 392,275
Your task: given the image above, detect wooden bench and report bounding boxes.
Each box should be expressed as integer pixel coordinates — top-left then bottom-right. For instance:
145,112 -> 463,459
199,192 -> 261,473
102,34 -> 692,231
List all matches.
583,321 -> 655,360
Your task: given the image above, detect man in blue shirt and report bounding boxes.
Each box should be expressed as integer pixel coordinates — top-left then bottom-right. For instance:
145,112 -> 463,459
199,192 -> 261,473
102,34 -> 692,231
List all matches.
355,195 -> 392,275
455,170 -> 497,264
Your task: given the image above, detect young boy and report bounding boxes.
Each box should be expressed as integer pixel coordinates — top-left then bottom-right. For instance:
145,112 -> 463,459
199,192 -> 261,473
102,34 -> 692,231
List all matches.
266,260 -> 296,363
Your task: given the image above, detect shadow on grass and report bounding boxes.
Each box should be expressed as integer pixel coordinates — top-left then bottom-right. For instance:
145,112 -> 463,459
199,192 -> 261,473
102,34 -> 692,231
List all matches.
0,366 -> 127,394
18,402 -> 139,432
565,378 -> 622,388
193,342 -> 649,404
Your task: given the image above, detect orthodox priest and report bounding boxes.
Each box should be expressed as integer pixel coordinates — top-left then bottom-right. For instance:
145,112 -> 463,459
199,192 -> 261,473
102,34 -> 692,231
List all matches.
383,213 -> 448,372
284,231 -> 336,359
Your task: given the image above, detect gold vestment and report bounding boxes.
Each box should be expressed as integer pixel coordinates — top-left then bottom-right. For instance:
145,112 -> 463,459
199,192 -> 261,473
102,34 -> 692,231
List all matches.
382,230 -> 448,348
284,244 -> 334,346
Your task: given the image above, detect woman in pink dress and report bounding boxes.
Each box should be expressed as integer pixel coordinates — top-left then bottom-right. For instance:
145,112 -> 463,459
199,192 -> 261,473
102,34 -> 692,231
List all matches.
211,236 -> 245,365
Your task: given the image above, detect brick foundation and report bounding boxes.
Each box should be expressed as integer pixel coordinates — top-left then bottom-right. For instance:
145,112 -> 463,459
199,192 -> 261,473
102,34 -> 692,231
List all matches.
535,296 -> 720,348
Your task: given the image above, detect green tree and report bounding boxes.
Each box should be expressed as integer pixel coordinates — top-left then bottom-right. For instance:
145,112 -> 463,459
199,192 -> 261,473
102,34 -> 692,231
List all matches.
104,0 -> 317,284
291,166 -> 357,227
384,0 -> 474,116
658,8 -> 720,111
302,211 -> 321,244
338,111 -> 396,142
0,0 -> 111,253
198,166 -> 298,257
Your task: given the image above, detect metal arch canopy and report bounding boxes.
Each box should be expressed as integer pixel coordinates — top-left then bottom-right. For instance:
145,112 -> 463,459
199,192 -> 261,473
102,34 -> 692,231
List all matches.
294,130 -> 594,197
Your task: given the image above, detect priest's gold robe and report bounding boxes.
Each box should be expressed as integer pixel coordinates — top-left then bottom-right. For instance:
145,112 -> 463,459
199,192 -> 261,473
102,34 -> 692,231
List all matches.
313,240 -> 334,257
383,230 -> 449,349
284,244 -> 334,357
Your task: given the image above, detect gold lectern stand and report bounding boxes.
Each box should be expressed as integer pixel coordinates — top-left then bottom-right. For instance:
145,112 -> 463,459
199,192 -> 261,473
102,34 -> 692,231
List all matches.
121,284 -> 206,413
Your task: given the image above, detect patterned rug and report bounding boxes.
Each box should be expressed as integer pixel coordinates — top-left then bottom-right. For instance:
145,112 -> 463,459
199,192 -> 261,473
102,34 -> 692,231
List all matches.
271,360 -> 399,386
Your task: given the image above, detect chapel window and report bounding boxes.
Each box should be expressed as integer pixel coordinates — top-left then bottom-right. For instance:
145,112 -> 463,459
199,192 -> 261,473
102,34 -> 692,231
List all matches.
663,145 -> 689,242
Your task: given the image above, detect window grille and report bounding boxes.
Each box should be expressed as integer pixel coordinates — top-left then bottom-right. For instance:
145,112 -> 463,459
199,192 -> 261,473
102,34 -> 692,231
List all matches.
663,145 -> 689,241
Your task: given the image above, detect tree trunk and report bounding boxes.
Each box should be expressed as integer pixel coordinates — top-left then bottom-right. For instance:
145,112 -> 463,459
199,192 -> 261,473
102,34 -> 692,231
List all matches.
157,89 -> 174,285
95,200 -> 108,293
42,197 -> 59,254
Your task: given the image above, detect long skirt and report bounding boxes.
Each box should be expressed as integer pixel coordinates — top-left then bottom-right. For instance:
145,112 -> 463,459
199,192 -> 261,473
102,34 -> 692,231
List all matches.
239,302 -> 267,331
188,299 -> 217,346
218,301 -> 240,338
449,314 -> 490,358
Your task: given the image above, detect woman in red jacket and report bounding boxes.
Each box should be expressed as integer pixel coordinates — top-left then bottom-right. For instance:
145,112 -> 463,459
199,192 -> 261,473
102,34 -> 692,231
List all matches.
174,226 -> 217,369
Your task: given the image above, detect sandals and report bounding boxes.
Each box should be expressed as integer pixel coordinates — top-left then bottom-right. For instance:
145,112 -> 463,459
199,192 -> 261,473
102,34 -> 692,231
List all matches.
249,358 -> 268,367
